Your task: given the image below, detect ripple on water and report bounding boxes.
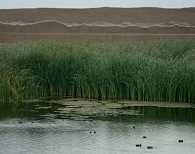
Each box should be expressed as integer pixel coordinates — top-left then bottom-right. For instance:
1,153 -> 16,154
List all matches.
0,118 -> 195,154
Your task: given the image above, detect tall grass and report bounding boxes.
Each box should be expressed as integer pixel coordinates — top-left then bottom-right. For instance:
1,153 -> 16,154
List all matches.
0,40 -> 194,103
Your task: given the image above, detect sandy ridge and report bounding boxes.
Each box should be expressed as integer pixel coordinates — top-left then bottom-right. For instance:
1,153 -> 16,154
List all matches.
1,7 -> 195,42
0,7 -> 195,24
0,20 -> 195,34
1,20 -> 195,27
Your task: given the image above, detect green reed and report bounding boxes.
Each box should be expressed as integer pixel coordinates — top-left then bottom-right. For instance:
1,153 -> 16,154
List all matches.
0,40 -> 194,103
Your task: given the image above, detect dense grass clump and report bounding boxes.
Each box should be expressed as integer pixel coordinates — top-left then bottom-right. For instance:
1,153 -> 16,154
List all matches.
0,40 -> 195,103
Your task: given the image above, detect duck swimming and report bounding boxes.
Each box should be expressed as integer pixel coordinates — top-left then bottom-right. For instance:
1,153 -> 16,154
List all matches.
136,144 -> 141,147
147,146 -> 153,149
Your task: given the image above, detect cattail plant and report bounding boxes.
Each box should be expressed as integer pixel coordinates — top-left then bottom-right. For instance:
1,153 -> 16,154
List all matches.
0,40 -> 194,103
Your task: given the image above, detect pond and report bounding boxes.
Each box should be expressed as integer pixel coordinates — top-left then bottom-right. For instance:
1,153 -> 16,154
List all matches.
0,99 -> 195,154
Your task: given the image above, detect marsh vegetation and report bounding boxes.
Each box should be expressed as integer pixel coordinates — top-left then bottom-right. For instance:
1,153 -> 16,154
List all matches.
0,40 -> 195,103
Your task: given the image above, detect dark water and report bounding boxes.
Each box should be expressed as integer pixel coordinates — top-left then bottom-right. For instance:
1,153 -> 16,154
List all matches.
0,102 -> 195,154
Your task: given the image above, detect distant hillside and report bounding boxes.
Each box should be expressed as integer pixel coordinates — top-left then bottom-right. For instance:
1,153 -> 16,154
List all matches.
0,7 -> 195,24
1,7 -> 195,43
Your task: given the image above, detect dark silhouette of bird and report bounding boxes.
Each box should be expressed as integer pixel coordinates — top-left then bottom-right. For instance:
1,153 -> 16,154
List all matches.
147,146 -> 153,149
143,136 -> 147,138
133,126 -> 136,129
19,121 -> 23,124
136,144 -> 141,147
178,140 -> 183,143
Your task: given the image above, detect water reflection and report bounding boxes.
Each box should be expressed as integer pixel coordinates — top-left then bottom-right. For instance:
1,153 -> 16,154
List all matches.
0,118 -> 195,154
139,106 -> 195,123
95,106 -> 195,124
1,101 -> 195,123
0,102 -> 64,120
0,101 -> 195,154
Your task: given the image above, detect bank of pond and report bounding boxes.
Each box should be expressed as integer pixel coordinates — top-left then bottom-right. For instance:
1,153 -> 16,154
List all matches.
0,40 -> 195,103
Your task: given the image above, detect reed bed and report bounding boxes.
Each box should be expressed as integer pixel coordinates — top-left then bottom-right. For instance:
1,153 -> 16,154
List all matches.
0,40 -> 194,103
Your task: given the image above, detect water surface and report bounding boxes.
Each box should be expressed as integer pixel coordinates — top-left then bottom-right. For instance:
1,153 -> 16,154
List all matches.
0,101 -> 195,154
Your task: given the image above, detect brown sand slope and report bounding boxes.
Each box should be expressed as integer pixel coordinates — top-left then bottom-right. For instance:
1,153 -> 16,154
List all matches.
0,7 -> 195,43
1,7 -> 195,24
1,20 -> 195,34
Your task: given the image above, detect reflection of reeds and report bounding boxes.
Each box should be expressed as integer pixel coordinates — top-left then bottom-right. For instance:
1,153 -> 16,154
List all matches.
0,40 -> 195,103
127,106 -> 195,123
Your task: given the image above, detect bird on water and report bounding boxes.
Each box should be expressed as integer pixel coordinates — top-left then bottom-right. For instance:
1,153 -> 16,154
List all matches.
147,146 -> 153,149
136,144 -> 141,147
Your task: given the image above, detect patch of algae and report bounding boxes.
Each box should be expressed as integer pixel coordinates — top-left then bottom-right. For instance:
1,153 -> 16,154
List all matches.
41,98 -> 193,120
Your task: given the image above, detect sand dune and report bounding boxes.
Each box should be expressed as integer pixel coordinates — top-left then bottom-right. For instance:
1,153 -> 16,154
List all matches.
0,7 -> 195,43
1,20 -> 195,27
1,33 -> 194,44
0,7 -> 195,24
0,20 -> 195,34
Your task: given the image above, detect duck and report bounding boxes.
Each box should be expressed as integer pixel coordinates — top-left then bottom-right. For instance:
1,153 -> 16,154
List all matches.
143,136 -> 147,138
19,121 -> 23,124
147,146 -> 153,149
136,144 -> 141,147
178,140 -> 183,143
133,126 -> 136,129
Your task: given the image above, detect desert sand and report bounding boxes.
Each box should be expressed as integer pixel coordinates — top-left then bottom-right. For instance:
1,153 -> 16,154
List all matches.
0,7 -> 195,43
